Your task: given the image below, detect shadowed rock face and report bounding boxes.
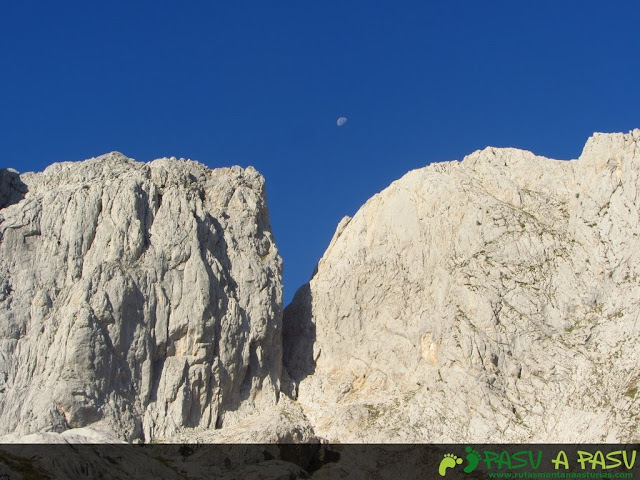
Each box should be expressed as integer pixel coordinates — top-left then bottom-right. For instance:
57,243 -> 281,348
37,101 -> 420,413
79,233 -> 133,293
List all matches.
0,169 -> 27,209
283,130 -> 640,443
0,153 -> 282,442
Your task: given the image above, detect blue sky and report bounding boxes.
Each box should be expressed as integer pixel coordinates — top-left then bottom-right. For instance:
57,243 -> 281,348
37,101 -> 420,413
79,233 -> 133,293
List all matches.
1,1 -> 638,304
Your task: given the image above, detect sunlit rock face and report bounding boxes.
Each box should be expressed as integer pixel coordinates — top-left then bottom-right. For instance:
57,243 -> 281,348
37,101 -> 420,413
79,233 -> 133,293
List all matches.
0,153 -> 283,442
284,130 -> 640,442
3,130 -> 640,446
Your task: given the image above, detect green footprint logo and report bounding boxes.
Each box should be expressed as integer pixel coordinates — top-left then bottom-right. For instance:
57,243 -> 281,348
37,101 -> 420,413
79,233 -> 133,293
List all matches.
438,447 -> 481,476
438,453 -> 463,476
464,446 -> 481,474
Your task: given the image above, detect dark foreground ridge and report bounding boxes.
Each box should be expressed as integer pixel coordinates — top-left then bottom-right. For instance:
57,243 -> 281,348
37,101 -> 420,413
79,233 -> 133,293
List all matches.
1,444 -> 639,479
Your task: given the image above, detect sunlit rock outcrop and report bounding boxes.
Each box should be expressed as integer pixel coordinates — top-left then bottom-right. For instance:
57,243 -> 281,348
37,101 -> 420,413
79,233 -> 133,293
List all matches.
0,153 -> 282,442
284,130 -> 640,442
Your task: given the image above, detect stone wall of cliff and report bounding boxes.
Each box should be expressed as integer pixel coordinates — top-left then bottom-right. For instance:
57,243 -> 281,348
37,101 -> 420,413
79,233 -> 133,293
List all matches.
0,153 -> 282,442
284,130 -> 640,442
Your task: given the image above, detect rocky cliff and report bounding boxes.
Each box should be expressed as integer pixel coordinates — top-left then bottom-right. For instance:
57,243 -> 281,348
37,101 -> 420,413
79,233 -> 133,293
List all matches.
0,153 -> 283,442
2,131 -> 640,446
284,129 -> 640,442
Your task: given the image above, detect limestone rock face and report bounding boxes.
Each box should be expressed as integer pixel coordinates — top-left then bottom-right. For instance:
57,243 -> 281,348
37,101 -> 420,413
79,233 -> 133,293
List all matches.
0,153 -> 282,442
4,131 -> 640,446
284,130 -> 640,442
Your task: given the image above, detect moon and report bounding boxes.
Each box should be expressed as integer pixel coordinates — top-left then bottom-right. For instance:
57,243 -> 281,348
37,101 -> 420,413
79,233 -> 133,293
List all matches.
337,116 -> 347,127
